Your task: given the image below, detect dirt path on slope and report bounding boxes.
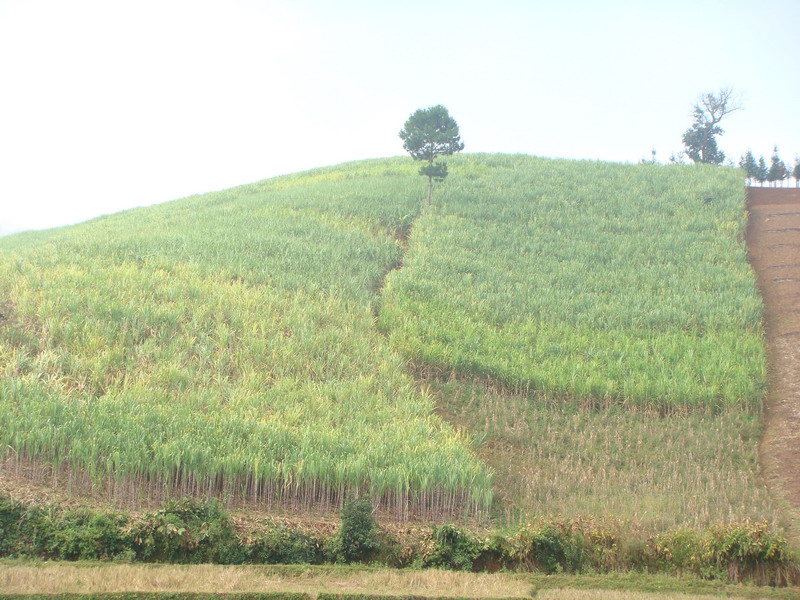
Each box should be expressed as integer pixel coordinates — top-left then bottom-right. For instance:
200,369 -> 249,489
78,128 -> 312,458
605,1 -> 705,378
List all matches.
747,187 -> 800,529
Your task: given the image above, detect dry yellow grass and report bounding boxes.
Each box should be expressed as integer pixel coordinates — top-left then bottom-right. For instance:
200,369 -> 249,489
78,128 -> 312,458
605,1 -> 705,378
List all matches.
0,564 -> 528,597
537,592 -> 749,600
431,379 -> 782,530
0,563 -> 759,600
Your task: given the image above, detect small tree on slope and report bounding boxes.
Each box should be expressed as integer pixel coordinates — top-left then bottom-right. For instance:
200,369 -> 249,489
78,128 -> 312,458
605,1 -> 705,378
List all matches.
399,105 -> 464,204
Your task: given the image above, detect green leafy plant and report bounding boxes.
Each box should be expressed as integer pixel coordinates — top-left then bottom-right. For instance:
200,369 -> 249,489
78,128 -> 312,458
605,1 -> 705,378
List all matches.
420,524 -> 482,571
49,509 -> 129,560
249,524 -> 323,565
130,498 -> 244,564
334,497 -> 379,563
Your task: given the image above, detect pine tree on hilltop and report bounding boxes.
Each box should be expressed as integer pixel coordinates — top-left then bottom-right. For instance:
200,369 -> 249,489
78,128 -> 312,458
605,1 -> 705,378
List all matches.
399,105 -> 465,204
767,147 -> 788,187
739,150 -> 758,185
756,156 -> 768,186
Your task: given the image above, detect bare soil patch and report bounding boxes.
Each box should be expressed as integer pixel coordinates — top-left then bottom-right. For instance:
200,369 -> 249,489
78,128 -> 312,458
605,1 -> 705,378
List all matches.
747,187 -> 800,533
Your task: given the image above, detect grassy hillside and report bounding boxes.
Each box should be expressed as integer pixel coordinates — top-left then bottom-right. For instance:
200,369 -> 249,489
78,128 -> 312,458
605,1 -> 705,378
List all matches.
0,159 -> 491,518
380,156 -> 764,413
0,154 -> 777,530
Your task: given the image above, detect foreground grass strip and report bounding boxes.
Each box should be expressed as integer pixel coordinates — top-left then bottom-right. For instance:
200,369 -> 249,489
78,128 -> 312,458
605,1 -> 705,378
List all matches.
525,572 -> 800,599
0,596 -> 308,600
1,563 -> 798,599
316,595 -> 524,600
0,596 -> 768,600
0,594 -> 774,600
0,563 -> 530,597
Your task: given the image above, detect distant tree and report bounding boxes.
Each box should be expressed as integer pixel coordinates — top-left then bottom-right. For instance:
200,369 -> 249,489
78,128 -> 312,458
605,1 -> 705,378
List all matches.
681,87 -> 742,165
640,149 -> 658,164
793,158 -> 800,187
683,127 -> 725,165
755,156 -> 768,186
767,147 -> 788,187
739,150 -> 758,185
399,105 -> 464,204
669,151 -> 686,164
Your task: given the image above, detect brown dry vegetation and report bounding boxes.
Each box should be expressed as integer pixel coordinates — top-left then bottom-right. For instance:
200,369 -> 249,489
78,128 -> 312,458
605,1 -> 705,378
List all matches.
0,564 -> 531,597
0,563 -> 782,599
428,378 -> 781,530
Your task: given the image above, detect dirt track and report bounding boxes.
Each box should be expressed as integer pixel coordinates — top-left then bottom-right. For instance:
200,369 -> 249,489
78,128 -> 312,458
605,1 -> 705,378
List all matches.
747,186 -> 800,527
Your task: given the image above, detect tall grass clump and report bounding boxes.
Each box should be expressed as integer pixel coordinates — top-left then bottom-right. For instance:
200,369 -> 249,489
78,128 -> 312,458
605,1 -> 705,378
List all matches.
0,158 -> 491,518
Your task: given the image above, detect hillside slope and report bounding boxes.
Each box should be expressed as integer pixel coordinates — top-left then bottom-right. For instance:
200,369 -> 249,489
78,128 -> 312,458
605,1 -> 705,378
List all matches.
0,155 -> 780,531
0,158 -> 491,519
381,157 -> 764,412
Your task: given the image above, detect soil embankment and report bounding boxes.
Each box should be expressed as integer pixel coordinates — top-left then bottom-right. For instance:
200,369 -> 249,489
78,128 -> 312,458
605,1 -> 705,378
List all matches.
747,187 -> 800,529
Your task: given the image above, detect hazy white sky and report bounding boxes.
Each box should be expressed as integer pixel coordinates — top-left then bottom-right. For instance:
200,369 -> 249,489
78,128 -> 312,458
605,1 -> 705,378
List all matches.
1,0 -> 798,235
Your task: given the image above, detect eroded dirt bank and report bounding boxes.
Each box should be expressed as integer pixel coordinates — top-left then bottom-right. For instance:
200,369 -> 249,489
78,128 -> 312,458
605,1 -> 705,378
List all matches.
747,187 -> 800,530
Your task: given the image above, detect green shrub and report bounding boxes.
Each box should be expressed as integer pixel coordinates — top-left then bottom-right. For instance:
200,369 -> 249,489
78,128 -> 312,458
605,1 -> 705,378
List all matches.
507,519 -> 619,574
0,494 -> 798,585
706,520 -> 790,566
704,520 -> 795,584
3,502 -> 54,558
334,497 -> 379,563
420,524 -> 481,571
49,509 -> 130,560
650,528 -> 703,575
0,496 -> 23,556
650,520 -> 797,584
249,524 -> 323,564
513,525 -> 569,574
130,498 -> 245,564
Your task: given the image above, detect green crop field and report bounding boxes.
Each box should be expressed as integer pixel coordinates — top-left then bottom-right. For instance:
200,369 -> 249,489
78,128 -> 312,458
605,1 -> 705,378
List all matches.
0,154 -> 778,531
0,159 -> 491,519
379,155 -> 764,413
